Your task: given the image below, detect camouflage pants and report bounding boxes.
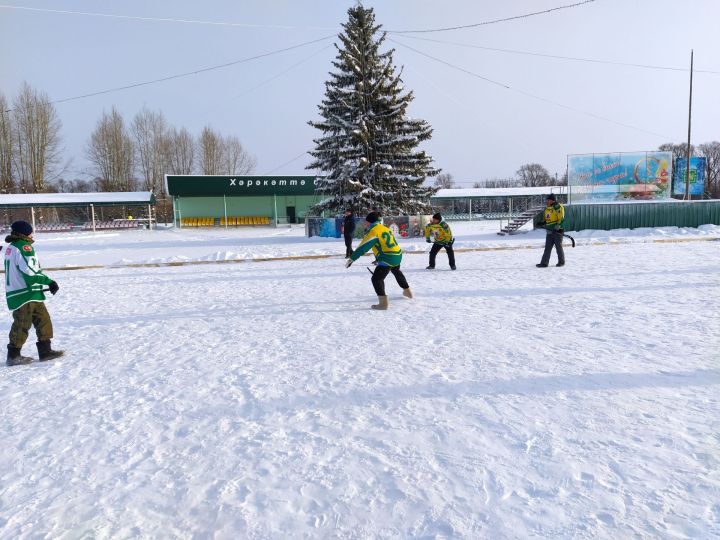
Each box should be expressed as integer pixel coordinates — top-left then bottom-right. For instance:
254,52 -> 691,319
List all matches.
9,301 -> 53,348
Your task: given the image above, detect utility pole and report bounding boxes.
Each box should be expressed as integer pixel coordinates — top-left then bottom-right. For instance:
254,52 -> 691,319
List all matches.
685,49 -> 694,200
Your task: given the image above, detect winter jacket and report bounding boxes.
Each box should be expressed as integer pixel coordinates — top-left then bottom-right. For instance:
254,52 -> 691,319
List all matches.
349,222 -> 403,267
3,234 -> 53,310
343,214 -> 356,236
425,221 -> 453,245
542,203 -> 565,231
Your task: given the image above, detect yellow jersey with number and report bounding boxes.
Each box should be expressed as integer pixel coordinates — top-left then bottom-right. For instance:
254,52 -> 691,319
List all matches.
349,222 -> 403,266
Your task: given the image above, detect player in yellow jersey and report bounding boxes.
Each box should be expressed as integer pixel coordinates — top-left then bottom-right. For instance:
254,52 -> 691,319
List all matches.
345,211 -> 413,310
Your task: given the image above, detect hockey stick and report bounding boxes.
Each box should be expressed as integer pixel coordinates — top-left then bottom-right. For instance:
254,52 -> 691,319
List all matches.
562,233 -> 576,248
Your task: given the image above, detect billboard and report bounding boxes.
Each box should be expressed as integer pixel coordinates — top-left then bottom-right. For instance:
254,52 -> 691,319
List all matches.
568,152 -> 672,202
673,157 -> 706,196
306,216 -> 429,238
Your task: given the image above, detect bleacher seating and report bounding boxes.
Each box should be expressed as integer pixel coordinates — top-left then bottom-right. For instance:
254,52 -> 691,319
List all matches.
33,222 -> 74,233
181,216 -> 270,227
82,219 -> 141,230
179,217 -> 215,227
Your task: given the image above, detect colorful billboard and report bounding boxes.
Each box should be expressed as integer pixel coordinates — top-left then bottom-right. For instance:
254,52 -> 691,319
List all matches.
672,157 -> 706,196
568,152 -> 672,202
306,216 -> 429,238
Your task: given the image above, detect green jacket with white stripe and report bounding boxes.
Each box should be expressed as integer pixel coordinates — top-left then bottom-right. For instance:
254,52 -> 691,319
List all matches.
3,234 -> 53,311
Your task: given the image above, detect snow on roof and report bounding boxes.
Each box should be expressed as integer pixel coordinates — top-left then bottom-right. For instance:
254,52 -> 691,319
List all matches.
432,186 -> 568,199
0,192 -> 155,207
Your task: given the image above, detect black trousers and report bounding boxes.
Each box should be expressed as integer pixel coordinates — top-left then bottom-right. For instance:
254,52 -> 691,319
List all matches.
540,230 -> 565,266
429,243 -> 455,267
371,265 -> 409,296
344,234 -> 353,257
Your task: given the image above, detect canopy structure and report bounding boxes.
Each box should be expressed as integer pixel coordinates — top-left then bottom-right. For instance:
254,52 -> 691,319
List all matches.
430,186 -> 568,220
0,192 -> 156,231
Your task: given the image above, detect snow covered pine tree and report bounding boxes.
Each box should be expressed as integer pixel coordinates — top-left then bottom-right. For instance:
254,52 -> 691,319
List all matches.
307,5 -> 439,215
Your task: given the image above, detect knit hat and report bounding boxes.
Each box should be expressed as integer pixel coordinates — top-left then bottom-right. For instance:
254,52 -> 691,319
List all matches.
365,211 -> 379,223
546,194 -> 557,202
432,213 -> 442,221
11,220 -> 33,236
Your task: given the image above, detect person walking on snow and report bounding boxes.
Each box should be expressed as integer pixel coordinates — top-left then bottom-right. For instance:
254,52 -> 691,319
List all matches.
345,211 -> 413,310
342,208 -> 356,258
425,213 -> 456,270
536,194 -> 566,268
4,220 -> 64,366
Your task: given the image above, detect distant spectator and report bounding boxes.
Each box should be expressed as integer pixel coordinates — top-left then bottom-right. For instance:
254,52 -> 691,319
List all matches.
342,209 -> 355,257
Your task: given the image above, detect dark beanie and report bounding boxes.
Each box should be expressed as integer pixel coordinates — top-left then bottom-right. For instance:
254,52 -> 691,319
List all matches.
432,213 -> 442,221
11,220 -> 33,236
546,194 -> 557,202
365,211 -> 379,223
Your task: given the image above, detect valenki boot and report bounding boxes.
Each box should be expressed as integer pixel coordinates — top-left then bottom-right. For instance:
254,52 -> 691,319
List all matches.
37,340 -> 64,361
6,345 -> 32,366
371,296 -> 389,310
402,288 -> 413,299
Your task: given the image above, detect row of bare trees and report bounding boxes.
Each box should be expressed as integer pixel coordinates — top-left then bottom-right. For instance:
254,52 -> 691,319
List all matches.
434,164 -> 565,190
0,83 -> 63,194
86,107 -> 257,195
0,83 -> 257,197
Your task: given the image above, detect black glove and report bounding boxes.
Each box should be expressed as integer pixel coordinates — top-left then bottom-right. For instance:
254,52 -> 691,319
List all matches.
48,281 -> 59,295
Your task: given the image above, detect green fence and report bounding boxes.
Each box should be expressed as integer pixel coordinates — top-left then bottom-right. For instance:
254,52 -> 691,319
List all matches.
534,200 -> 720,231
561,201 -> 720,231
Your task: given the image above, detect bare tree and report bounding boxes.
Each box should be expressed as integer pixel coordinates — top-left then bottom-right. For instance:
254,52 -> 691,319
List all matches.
434,173 -> 455,189
698,141 -> 720,198
198,126 -> 224,175
198,126 -> 255,175
223,135 -> 256,175
659,142 -> 695,159
474,178 -> 520,188
132,108 -> 168,195
55,177 -> 92,193
516,163 -> 552,187
12,82 -> 63,193
0,92 -> 14,194
166,126 -> 195,175
86,107 -> 134,191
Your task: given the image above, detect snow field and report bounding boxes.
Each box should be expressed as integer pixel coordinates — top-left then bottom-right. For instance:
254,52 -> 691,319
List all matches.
0,230 -> 719,539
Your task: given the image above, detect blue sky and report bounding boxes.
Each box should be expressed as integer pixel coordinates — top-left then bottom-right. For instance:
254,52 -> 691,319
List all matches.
1,0 -> 719,185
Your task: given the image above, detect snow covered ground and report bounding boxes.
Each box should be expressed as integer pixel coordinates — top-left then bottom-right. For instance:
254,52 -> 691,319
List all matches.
1,221 -> 719,539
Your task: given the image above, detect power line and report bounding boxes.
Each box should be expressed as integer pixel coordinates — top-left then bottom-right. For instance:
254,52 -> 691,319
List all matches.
198,42 -> 334,121
263,151 -> 309,175
387,0 -> 597,34
0,4 -> 338,31
389,38 -> 672,140
3,35 -> 336,112
393,34 -> 720,75
227,43 -> 334,102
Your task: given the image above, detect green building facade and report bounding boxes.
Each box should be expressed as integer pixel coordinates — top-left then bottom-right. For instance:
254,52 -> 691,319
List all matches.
166,175 -> 320,226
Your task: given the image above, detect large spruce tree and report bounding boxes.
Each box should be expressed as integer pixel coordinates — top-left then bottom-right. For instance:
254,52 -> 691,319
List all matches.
307,5 -> 439,215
